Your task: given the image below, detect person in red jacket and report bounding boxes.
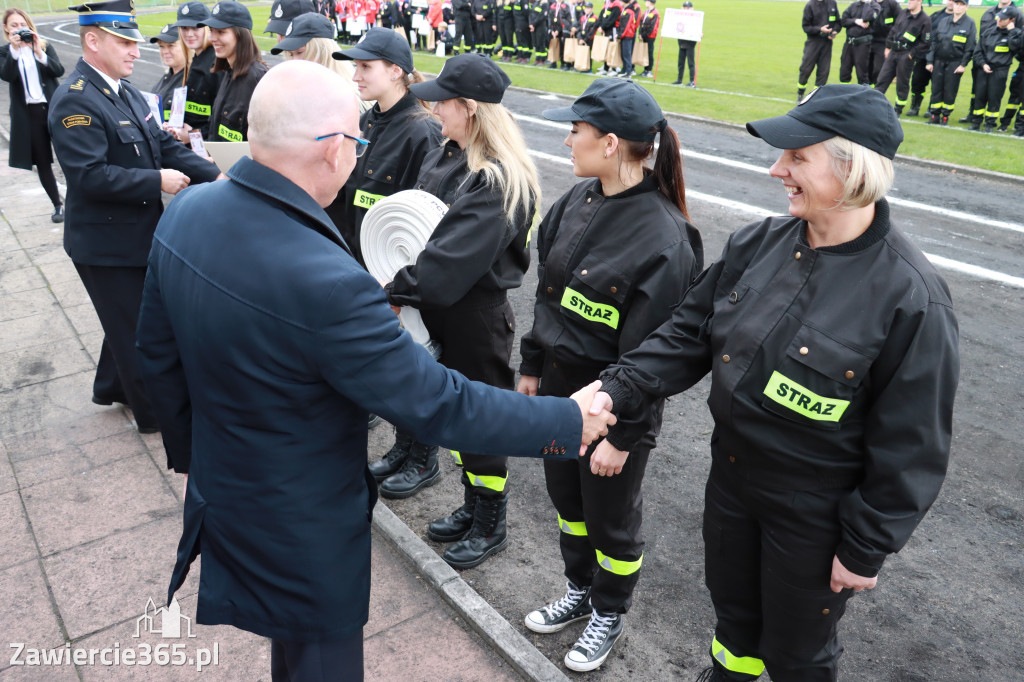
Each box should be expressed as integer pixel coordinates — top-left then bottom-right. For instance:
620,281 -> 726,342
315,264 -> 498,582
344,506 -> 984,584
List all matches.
618,0 -> 639,77
363,0 -> 379,27
638,0 -> 658,77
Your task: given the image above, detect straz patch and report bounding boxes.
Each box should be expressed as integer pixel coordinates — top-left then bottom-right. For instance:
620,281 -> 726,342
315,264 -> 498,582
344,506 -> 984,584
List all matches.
560,287 -> 619,329
762,371 -> 850,423
353,189 -> 384,208
62,115 -> 92,128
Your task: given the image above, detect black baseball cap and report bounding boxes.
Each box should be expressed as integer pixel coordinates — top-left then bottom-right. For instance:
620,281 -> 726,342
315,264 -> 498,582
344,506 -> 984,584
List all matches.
951,0 -> 966,4
69,0 -> 144,41
172,1 -> 211,28
995,7 -> 1012,19
408,53 -> 511,103
265,0 -> 315,34
746,84 -> 903,159
683,1 -> 693,7
543,79 -> 667,142
333,27 -> 415,74
270,12 -> 336,53
149,22 -> 179,43
198,1 -> 253,30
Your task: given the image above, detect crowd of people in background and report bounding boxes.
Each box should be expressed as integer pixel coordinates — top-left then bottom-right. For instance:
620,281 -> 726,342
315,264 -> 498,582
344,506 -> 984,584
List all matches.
799,0 -> 1024,135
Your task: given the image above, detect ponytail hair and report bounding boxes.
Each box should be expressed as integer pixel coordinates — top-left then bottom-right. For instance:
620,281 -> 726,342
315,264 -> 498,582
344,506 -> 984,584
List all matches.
621,122 -> 689,220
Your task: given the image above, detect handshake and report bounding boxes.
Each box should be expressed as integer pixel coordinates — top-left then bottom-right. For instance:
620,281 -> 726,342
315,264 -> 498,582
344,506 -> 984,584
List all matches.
519,376 -> 617,460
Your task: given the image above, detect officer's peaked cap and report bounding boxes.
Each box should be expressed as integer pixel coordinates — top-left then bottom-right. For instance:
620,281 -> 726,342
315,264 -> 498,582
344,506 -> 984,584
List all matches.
69,0 -> 144,41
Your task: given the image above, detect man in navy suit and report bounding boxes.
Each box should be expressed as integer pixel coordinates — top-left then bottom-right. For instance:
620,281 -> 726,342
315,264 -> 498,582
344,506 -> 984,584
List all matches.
48,0 -> 221,432
136,60 -> 613,682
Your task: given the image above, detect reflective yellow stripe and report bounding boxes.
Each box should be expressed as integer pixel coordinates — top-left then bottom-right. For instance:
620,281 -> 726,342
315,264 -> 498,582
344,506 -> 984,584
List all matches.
450,449 -> 463,465
162,108 -> 171,122
185,100 -> 211,115
595,549 -> 642,575
762,371 -> 850,422
558,514 -> 587,536
353,189 -> 385,209
711,637 -> 766,677
995,45 -> 1009,52
902,31 -> 917,42
217,123 -> 242,142
951,34 -> 967,43
466,470 -> 508,492
560,287 -> 619,329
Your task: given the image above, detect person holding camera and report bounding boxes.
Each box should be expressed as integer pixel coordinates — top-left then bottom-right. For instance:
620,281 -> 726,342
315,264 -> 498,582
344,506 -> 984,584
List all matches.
1,8 -> 65,222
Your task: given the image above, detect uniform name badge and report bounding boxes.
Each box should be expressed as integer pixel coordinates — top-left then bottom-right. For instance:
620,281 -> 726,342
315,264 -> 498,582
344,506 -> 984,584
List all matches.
168,86 -> 188,128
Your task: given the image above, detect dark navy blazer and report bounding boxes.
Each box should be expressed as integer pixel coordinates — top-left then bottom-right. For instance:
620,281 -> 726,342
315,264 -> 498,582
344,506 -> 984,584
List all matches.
137,157 -> 580,642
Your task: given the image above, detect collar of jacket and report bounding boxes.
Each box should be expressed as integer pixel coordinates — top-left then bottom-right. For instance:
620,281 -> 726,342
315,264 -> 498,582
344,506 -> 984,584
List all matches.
76,57 -> 124,97
593,173 -> 658,200
226,156 -> 353,255
806,198 -> 891,254
369,90 -> 422,123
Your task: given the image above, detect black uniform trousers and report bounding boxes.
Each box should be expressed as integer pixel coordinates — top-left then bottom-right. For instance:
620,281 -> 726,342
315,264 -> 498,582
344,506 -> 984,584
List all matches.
798,38 -> 833,89
532,20 -> 550,59
677,38 -> 697,82
868,39 -> 887,83
1001,68 -> 1022,127
539,358 -> 649,615
874,50 -> 915,105
973,65 -> 1010,119
910,55 -> 931,102
454,13 -> 476,51
270,632 -> 363,682
498,13 -> 516,56
476,18 -> 495,51
928,59 -> 964,111
26,103 -> 61,208
703,460 -> 854,682
73,264 -> 157,428
839,39 -> 871,85
514,12 -> 533,58
422,292 -> 513,496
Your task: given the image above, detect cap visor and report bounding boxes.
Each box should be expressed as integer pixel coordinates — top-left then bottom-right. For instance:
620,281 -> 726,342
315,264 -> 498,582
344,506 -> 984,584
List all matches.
99,26 -> 145,42
408,79 -> 460,102
746,114 -> 833,151
197,18 -> 235,29
270,35 -> 309,53
172,18 -> 203,27
265,18 -> 289,33
542,105 -> 582,122
332,45 -> 381,61
149,33 -> 177,43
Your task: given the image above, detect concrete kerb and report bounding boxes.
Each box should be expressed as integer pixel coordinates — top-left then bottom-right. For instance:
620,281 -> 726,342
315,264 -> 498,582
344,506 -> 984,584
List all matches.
372,503 -> 571,682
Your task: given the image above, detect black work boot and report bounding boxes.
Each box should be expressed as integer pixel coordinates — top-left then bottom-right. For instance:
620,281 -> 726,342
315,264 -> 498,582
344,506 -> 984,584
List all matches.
369,429 -> 414,482
894,104 -> 904,117
983,116 -> 997,133
906,95 -> 922,117
427,483 -> 477,542
969,119 -> 982,131
959,113 -> 978,124
379,440 -> 440,499
796,87 -> 805,103
442,494 -> 508,569
928,112 -> 940,124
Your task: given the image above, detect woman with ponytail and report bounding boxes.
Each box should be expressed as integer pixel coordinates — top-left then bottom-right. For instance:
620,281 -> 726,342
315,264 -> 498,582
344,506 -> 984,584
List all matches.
517,79 -> 703,672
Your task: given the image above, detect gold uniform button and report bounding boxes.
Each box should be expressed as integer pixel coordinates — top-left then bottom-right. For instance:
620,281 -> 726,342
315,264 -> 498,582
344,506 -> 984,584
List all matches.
728,291 -> 738,303
795,252 -> 802,260
845,370 -> 855,379
722,354 -> 731,363
447,151 -> 453,157
728,455 -> 736,463
546,286 -> 553,293
586,197 -> 592,203
581,269 -> 588,276
609,286 -> 617,294
367,169 -> 373,175
799,346 -> 809,355
386,175 -> 392,181
822,608 -> 831,615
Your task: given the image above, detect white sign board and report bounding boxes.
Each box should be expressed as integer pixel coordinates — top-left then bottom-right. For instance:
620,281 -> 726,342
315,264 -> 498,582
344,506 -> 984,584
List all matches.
662,8 -> 703,42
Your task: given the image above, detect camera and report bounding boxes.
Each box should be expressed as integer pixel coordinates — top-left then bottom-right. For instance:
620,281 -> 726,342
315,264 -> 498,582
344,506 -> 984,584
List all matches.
17,29 -> 34,43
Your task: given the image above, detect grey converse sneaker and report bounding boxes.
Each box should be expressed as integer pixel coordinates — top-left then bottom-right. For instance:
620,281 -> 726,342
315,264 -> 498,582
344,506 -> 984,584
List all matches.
524,581 -> 591,634
564,610 -> 623,672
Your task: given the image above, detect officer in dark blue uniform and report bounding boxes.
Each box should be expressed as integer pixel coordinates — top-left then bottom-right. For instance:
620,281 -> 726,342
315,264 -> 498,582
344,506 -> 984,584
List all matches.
47,0 -> 221,433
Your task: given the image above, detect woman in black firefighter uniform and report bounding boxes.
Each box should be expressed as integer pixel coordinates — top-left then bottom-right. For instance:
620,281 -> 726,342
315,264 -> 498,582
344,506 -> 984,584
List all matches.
330,27 -> 442,267
149,25 -> 187,124
200,1 -> 268,142
380,54 -> 540,571
518,79 -> 703,673
924,0 -> 975,125
593,85 -> 959,681
969,8 -> 1021,132
168,1 -> 219,143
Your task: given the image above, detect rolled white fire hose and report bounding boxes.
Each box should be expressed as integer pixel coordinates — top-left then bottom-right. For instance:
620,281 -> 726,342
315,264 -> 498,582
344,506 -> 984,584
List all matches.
361,190 -> 448,359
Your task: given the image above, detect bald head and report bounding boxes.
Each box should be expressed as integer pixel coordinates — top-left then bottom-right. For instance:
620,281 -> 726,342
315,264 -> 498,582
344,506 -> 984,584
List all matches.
247,60 -> 361,206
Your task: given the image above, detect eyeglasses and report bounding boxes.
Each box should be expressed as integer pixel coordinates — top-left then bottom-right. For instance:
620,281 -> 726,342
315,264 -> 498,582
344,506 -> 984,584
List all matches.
314,131 -> 370,157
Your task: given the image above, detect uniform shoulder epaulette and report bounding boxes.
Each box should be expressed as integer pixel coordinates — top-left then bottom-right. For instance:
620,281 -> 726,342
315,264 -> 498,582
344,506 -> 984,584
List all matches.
68,76 -> 86,91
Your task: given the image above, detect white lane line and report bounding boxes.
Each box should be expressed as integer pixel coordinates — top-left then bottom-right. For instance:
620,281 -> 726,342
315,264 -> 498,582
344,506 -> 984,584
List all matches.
518,114 -> 1024,235
529,149 -> 1024,289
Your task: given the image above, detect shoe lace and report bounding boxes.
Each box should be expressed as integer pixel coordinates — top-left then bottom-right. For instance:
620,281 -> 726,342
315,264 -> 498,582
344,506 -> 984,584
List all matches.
543,583 -> 588,620
694,666 -> 726,682
574,611 -> 616,656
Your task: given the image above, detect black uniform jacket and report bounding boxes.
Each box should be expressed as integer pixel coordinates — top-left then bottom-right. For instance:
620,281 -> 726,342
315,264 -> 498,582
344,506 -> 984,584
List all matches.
185,46 -> 218,135
519,176 -> 703,449
0,42 -> 64,171
152,67 -> 185,122
329,92 -> 442,264
928,14 -> 976,65
47,58 -> 221,267
974,23 -> 1021,70
386,140 -> 535,310
599,200 -> 959,577
206,60 -> 268,141
841,0 -> 879,39
886,9 -> 931,58
802,0 -> 840,40
872,0 -> 900,41
980,3 -> 1024,33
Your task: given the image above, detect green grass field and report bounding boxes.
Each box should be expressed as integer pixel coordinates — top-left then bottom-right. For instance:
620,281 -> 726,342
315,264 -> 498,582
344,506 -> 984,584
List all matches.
61,1 -> 1024,175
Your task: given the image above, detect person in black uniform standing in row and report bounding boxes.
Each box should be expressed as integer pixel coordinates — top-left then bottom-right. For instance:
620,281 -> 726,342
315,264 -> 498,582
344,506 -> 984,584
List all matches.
149,24 -> 186,123
906,0 -> 950,116
868,0 -> 900,83
452,0 -> 476,53
48,0 -> 220,433
384,55 -> 540,571
969,8 -> 1022,132
874,0 -> 931,115
513,0 -> 533,62
496,0 -> 516,60
166,2 -> 218,143
839,0 -> 879,86
592,84 -> 959,682
201,1 -> 268,142
1,8 -> 65,222
962,0 -> 1023,127
797,0 -> 839,100
529,0 -> 550,65
474,0 -> 495,54
924,0 -> 974,125
520,79 -> 702,673
674,0 -> 697,86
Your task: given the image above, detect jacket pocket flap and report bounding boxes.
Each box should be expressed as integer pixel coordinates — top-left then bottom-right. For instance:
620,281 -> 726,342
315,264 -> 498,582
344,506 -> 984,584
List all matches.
786,325 -> 872,387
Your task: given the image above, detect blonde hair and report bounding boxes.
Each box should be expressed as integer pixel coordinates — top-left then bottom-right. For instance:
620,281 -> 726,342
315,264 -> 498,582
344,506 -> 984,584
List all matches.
5,9 -> 47,51
460,99 -> 540,226
295,38 -> 374,112
823,136 -> 894,210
